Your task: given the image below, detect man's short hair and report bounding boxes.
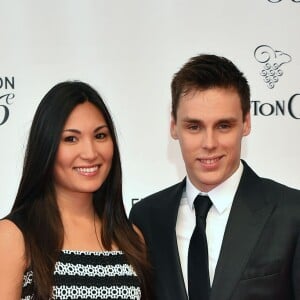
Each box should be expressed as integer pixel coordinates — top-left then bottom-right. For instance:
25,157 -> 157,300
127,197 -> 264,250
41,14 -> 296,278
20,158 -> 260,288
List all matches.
171,54 -> 250,120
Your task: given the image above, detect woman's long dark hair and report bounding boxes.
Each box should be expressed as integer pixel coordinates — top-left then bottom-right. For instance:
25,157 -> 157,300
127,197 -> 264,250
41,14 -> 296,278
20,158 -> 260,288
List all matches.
10,81 -> 152,299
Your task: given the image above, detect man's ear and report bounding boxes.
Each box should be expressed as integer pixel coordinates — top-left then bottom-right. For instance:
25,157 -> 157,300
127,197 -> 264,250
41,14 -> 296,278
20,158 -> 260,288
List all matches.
243,112 -> 251,137
170,116 -> 178,139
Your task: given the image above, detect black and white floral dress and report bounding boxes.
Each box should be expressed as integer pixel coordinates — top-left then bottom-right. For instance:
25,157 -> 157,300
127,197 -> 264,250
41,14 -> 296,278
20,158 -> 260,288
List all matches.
22,250 -> 141,300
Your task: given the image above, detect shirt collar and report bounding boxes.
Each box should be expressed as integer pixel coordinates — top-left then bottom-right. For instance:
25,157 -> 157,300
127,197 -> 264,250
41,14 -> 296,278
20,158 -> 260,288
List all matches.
186,161 -> 244,214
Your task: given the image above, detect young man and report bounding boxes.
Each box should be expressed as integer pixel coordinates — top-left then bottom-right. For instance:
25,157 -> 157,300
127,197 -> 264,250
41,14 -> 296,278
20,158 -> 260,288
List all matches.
130,54 -> 300,300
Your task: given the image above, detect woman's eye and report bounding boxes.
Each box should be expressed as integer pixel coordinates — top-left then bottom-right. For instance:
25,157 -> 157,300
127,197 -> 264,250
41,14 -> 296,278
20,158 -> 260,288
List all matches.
95,133 -> 106,139
64,136 -> 77,142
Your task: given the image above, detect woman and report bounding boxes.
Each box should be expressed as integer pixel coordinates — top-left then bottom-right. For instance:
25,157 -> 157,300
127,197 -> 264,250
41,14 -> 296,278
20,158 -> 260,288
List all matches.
0,81 -> 152,299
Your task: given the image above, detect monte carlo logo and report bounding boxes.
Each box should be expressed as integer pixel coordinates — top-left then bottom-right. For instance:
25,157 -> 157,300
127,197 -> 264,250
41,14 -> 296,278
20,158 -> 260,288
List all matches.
254,45 -> 291,89
0,76 -> 15,126
252,46 -> 299,119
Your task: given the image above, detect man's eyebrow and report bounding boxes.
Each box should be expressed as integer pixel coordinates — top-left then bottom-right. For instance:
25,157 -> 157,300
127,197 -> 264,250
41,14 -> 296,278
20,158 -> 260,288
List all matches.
181,117 -> 238,124
216,117 -> 238,123
182,117 -> 202,123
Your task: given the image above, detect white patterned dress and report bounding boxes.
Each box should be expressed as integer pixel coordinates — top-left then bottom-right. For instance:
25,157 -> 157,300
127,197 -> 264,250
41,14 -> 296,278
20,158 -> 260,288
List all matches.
22,250 -> 141,300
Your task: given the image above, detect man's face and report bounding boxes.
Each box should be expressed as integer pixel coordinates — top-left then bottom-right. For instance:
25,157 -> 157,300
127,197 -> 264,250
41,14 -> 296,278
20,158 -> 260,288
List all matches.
171,87 -> 250,192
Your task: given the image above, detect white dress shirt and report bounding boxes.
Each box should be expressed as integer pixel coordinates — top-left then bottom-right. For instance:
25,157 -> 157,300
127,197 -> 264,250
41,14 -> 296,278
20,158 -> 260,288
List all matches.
175,162 -> 244,292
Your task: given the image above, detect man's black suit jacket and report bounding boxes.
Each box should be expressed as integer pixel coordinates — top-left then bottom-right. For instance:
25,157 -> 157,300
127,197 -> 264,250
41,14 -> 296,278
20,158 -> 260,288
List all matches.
130,161 -> 300,300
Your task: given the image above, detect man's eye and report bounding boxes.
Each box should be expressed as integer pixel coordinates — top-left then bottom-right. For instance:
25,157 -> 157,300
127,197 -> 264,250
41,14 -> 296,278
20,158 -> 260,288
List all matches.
219,123 -> 230,130
188,125 -> 200,131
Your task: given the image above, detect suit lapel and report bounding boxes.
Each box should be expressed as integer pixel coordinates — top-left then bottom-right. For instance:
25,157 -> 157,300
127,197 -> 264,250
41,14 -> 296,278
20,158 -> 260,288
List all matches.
210,162 -> 276,300
157,179 -> 189,300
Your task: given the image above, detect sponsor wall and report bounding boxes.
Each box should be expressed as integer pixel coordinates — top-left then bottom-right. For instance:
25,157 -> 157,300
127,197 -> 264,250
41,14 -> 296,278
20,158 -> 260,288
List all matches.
0,0 -> 299,218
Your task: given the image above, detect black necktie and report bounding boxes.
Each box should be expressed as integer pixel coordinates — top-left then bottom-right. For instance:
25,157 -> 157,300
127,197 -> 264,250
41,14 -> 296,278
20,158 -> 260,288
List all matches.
188,195 -> 212,300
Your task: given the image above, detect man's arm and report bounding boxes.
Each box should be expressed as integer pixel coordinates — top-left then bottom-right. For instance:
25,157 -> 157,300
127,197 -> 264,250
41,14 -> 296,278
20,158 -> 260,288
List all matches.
293,231 -> 300,299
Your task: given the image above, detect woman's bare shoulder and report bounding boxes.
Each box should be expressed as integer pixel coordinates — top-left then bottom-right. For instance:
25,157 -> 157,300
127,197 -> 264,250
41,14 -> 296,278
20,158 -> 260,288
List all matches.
0,218 -> 27,265
0,219 -> 27,298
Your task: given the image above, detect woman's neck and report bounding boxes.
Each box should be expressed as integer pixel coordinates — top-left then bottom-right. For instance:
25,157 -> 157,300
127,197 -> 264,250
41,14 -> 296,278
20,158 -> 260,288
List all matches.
56,190 -> 94,218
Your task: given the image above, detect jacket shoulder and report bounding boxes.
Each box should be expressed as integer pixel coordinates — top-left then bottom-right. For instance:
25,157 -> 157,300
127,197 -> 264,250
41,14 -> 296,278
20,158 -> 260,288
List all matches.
129,181 -> 184,217
145,181 -> 184,200
242,160 -> 300,203
261,177 -> 300,204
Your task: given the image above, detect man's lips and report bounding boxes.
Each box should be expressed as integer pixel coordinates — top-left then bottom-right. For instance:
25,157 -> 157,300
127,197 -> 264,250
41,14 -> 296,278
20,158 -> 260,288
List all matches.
198,157 -> 222,164
197,156 -> 224,169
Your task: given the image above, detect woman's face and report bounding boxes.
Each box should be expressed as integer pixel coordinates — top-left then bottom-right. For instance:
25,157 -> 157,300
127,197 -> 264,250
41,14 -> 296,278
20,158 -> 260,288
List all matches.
53,101 -> 114,200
